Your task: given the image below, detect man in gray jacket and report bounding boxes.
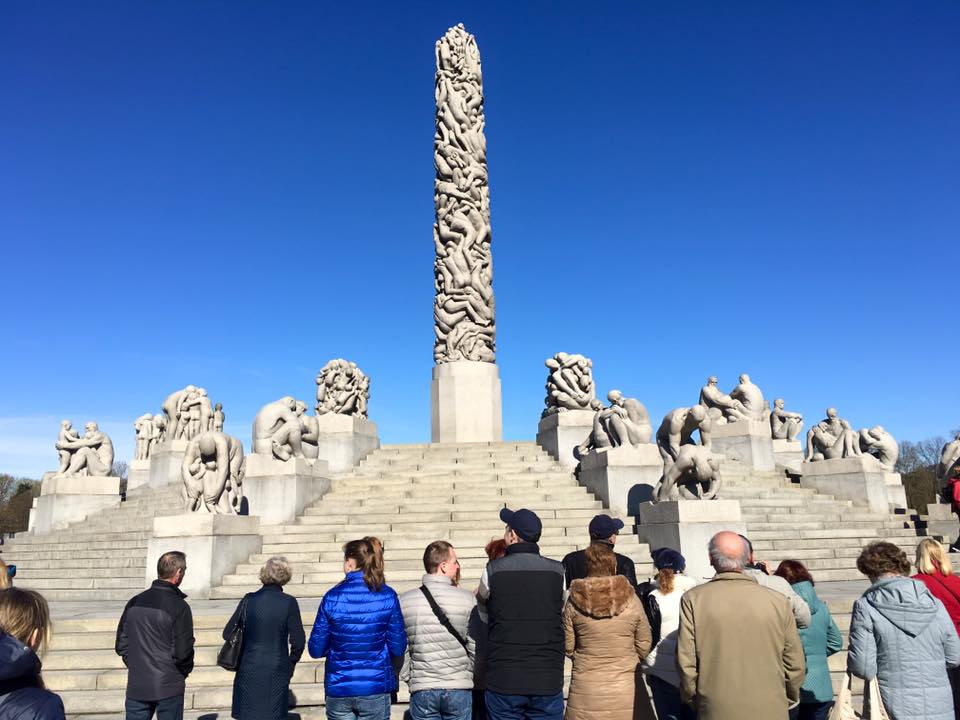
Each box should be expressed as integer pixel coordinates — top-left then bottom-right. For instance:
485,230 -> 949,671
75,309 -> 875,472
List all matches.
740,535 -> 811,628
400,541 -> 476,720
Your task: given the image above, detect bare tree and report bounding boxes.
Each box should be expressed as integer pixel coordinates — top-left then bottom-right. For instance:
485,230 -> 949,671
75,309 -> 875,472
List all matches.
112,461 -> 129,480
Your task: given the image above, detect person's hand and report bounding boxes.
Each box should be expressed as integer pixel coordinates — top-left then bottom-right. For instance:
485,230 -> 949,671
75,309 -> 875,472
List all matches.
756,560 -> 770,575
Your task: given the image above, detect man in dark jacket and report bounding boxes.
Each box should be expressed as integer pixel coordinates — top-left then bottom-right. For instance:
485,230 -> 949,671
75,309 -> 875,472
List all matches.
478,508 -> 565,720
561,514 -> 637,588
116,551 -> 194,720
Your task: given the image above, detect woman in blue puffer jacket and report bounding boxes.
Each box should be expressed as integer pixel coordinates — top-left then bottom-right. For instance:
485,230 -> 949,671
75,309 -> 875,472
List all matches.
309,537 -> 407,720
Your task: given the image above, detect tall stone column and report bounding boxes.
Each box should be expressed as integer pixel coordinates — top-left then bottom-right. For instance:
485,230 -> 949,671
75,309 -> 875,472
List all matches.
430,24 -> 503,443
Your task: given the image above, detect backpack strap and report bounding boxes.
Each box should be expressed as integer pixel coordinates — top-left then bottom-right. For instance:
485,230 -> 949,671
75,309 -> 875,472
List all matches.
419,585 -> 468,650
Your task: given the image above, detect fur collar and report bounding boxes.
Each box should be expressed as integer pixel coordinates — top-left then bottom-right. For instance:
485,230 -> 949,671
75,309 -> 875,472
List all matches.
569,575 -> 635,618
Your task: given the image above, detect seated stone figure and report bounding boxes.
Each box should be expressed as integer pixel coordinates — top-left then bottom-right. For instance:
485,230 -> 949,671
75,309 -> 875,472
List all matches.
655,405 -> 714,465
542,352 -> 595,417
295,400 -> 320,460
728,374 -> 768,421
938,433 -> 960,486
55,420 -> 81,474
252,396 -> 305,461
804,408 -> 861,461
182,430 -> 245,514
574,390 -> 652,457
57,422 -> 115,477
654,444 -> 722,502
770,398 -> 804,441
699,375 -> 750,424
859,425 -> 899,471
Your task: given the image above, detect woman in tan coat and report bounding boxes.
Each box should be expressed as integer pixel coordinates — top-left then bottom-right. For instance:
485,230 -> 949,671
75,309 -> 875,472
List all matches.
563,543 -> 652,720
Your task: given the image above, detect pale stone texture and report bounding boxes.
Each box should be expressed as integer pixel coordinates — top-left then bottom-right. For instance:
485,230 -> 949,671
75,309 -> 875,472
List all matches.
710,418 -> 775,471
579,445 -> 663,516
32,475 -> 121,534
542,353 -> 595,415
800,456 -> 906,514
772,439 -> 804,473
537,409 -> 594,468
316,359 -> 370,418
145,514 -> 261,599
637,499 -> 745,581
925,503 -> 959,543
181,431 -> 245,514
148,439 -> 188,488
577,391 -> 653,456
431,360 -> 502,443
128,459 -> 151,490
654,444 -> 723,502
316,413 -> 380,473
243,454 -> 331,524
54,421 -> 114,476
938,434 -> 960,486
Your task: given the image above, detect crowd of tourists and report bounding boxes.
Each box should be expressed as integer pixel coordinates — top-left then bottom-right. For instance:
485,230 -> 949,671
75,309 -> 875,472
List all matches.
3,512 -> 960,720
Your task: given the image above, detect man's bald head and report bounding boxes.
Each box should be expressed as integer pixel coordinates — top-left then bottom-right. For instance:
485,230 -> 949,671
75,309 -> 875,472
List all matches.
708,531 -> 749,573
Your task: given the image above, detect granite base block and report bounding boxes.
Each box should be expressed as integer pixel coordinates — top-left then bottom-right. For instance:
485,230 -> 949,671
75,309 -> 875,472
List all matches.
926,503 -> 959,544
243,454 -> 331,524
431,360 -> 503,444
536,410 -> 594,469
579,445 -> 663,517
800,456 -> 904,514
772,439 -> 803,474
711,419 -> 775,471
148,440 -> 188,488
32,474 -> 122,534
128,459 -> 151,490
145,514 -> 261,599
315,414 -> 380,474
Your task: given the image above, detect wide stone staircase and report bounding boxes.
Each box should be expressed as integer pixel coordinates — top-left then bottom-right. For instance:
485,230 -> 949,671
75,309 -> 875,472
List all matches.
3,442 -> 945,717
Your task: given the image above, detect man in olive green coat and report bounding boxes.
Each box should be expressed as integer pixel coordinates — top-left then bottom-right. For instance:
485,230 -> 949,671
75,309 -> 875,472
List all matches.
677,532 -> 805,719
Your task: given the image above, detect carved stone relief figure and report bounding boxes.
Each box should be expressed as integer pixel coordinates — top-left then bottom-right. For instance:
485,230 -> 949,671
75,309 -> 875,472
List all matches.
575,391 -> 652,457
542,352 -> 595,417
315,359 -> 370,417
698,376 -> 750,424
770,399 -> 804,441
252,396 -> 305,462
654,445 -> 722,502
55,421 -> 115,476
804,408 -> 862,461
938,433 -> 960,486
859,426 -> 899,471
655,406 -> 714,466
181,430 -> 245,514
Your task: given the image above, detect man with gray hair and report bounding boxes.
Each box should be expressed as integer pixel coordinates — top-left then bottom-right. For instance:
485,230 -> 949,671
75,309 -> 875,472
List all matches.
115,551 -> 194,719
740,534 -> 811,628
677,532 -> 804,720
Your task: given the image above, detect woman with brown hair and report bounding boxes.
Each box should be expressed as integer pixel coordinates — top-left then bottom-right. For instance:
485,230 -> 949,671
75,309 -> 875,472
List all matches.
0,587 -> 65,719
563,542 -> 652,720
308,538 -> 407,720
849,541 -> 960,720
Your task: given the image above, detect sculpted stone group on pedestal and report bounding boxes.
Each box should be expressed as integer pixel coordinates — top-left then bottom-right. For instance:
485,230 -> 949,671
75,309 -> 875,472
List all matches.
181,431 -> 245,515
316,359 -> 370,418
133,414 -> 166,460
575,391 -> 652,457
803,408 -> 899,471
542,352 -> 595,417
252,396 -> 320,462
54,421 -> 115,477
161,385 -> 222,442
699,374 -> 768,424
770,399 -> 803,441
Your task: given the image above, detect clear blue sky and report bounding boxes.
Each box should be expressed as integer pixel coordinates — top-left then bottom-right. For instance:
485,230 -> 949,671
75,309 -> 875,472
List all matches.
2,2 -> 958,478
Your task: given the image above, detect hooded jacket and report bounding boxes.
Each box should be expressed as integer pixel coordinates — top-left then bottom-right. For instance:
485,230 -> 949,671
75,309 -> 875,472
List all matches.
0,632 -> 65,720
792,581 -> 842,703
563,575 -> 652,720
308,571 -> 407,698
848,575 -> 960,720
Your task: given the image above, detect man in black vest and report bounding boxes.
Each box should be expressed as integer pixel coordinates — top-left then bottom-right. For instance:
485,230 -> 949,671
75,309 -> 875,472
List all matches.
561,514 -> 637,588
477,508 -> 565,720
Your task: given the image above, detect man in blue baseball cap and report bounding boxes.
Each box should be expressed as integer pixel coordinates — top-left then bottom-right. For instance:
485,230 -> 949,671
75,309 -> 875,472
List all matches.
477,508 -> 566,720
561,513 -> 638,589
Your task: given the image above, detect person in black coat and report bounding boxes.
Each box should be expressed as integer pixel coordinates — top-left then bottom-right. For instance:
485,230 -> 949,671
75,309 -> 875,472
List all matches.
561,515 -> 637,589
223,556 -> 306,720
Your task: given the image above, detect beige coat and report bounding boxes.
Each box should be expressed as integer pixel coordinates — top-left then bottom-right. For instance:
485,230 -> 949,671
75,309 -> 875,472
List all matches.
677,571 -> 805,720
563,575 -> 652,720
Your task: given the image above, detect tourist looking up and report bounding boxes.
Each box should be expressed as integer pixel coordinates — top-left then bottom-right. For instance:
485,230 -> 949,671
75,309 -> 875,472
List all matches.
222,556 -> 305,720
774,560 -> 842,720
115,550 -> 194,720
640,548 -> 697,720
399,541 -> 476,720
477,508 -> 565,720
912,538 -> 960,719
308,538 -> 407,720
0,587 -> 65,720
470,538 -> 507,720
561,514 -> 637,588
563,542 -> 651,720
848,541 -> 960,720
677,531 -> 804,720
740,534 -> 811,628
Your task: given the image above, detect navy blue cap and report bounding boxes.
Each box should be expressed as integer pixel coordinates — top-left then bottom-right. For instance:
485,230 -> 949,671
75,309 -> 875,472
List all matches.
589,514 -> 625,539
651,547 -> 686,573
499,508 -> 542,542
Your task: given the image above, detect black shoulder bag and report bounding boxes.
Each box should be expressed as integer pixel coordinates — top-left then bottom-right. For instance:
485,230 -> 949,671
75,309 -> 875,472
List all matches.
420,585 -> 468,651
635,581 -> 662,647
218,594 -> 249,671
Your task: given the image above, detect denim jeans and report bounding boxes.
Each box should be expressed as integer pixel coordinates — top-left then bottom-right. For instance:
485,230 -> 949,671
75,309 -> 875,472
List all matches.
410,688 -> 472,720
484,690 -> 564,720
325,693 -> 391,720
647,675 -> 696,720
124,695 -> 184,720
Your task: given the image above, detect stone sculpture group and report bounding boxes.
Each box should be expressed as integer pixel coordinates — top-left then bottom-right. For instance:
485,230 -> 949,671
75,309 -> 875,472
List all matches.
316,359 -> 370,418
252,396 -> 319,462
181,430 -> 245,515
160,386 -> 223,443
802,408 -> 899,471
576,390 -> 652,457
542,352 -> 595,416
54,421 -> 115,477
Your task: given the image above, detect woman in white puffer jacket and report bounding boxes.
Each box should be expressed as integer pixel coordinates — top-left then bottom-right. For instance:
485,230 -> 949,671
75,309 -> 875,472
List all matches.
641,548 -> 698,720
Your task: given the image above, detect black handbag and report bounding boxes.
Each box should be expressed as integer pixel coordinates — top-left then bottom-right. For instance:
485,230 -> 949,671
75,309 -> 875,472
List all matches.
635,580 -> 662,647
217,594 -> 249,671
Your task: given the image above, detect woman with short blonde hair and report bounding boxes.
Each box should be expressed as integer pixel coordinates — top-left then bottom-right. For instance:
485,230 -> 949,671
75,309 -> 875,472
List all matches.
0,587 -> 65,717
223,556 -> 305,719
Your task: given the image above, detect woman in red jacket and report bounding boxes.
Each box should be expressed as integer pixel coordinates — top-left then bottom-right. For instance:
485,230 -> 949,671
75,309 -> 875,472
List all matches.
913,537 -> 960,720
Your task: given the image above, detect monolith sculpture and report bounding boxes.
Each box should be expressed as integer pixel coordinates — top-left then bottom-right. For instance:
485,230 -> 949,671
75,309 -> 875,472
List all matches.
430,23 -> 503,443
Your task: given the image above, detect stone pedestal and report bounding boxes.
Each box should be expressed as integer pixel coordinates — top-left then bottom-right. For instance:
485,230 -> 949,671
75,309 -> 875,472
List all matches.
315,414 -> 380,473
925,503 -> 959,544
148,440 -> 188,488
772,439 -> 804,473
128,459 -> 151,490
710,419 -> 775,471
145,514 -> 261,599
33,474 -> 122,534
537,410 -> 594,469
580,445 -> 664,517
800,457 -> 905,514
637,500 -> 746,582
243,454 -> 331,524
431,360 -> 503,444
